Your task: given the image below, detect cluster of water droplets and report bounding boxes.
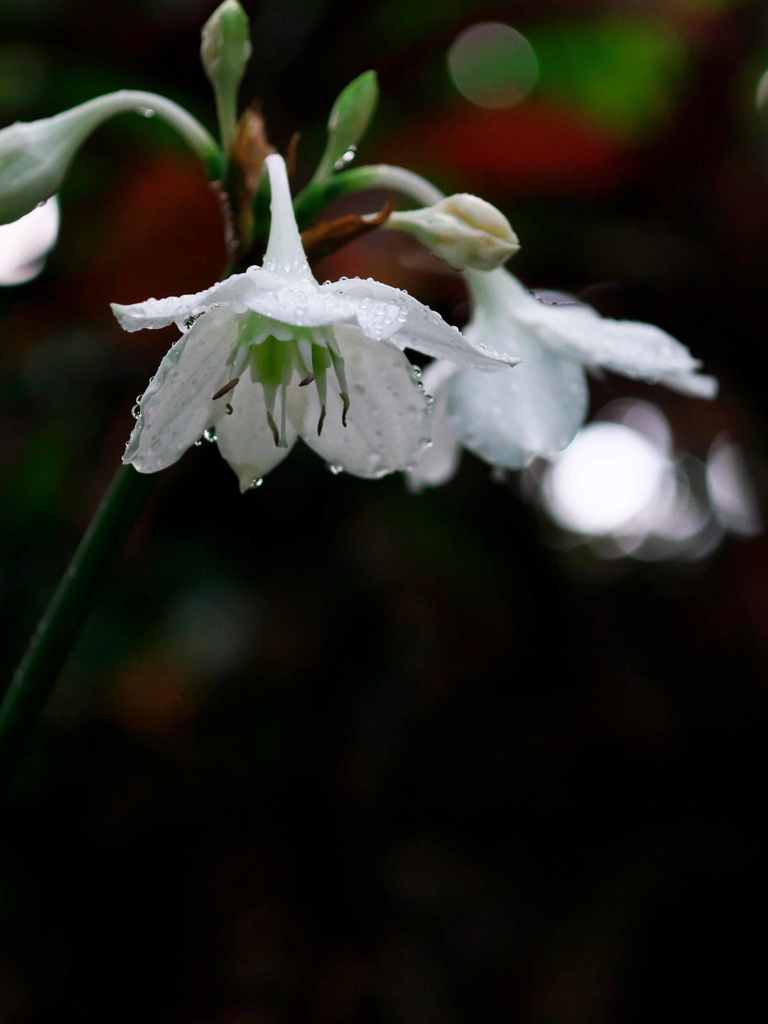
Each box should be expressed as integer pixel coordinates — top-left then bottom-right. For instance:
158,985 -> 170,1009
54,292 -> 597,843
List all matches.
408,364 -> 436,455
333,144 -> 357,171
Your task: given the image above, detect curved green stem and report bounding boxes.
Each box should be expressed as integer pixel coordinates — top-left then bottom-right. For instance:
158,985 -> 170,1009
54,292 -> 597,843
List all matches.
91,90 -> 225,181
292,162 -> 444,228
0,466 -> 156,779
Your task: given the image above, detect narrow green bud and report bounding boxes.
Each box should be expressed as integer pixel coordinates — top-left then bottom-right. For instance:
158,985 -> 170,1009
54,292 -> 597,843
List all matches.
312,70 -> 379,183
201,0 -> 252,151
0,90 -> 223,226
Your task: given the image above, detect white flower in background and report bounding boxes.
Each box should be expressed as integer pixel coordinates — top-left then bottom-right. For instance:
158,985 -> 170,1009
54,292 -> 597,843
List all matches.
386,193 -> 519,271
113,154 -> 511,490
0,196 -> 59,286
409,267 -> 717,487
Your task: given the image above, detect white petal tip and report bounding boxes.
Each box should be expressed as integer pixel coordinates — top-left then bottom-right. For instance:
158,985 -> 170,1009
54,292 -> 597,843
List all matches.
111,302 -> 142,332
663,372 -> 719,399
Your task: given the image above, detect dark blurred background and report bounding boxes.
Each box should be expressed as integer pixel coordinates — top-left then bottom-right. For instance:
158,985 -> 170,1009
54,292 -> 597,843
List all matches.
2,0 -> 768,1020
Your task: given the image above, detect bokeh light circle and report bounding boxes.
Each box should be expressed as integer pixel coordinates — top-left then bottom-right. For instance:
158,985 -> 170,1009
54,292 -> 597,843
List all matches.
543,422 -> 669,536
447,22 -> 539,109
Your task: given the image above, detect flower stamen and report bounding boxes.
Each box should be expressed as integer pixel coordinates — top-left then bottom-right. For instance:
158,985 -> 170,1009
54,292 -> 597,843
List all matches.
328,348 -> 350,428
266,409 -> 280,446
212,377 -> 239,400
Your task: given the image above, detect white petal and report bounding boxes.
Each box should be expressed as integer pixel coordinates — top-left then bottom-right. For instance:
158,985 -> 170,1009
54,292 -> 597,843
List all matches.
322,277 -> 514,369
216,375 -> 299,491
449,327 -> 589,469
262,154 -> 313,279
123,306 -> 236,473
353,296 -> 407,342
297,326 -> 431,478
466,269 -> 716,395
407,361 -> 462,490
112,272 -> 258,332
658,371 -> 718,399
522,301 -> 702,382
245,280 -> 357,327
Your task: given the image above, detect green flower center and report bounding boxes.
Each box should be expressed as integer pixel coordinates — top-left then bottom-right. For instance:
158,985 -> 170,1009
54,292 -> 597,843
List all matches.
226,312 -> 349,446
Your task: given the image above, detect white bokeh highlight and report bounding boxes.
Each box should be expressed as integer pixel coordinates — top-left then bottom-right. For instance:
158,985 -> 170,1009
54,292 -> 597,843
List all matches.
543,421 -> 670,536
535,400 -> 761,562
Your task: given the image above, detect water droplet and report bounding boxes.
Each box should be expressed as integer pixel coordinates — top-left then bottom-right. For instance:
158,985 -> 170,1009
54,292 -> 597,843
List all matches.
203,427 -> 217,443
410,365 -> 423,381
194,438 -> 203,447
136,107 -> 156,118
131,403 -> 142,420
248,477 -> 264,490
333,144 -> 357,171
327,463 -> 344,476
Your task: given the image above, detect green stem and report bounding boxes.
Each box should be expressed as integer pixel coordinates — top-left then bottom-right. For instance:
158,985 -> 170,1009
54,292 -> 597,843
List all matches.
0,465 -> 156,777
292,162 -> 444,228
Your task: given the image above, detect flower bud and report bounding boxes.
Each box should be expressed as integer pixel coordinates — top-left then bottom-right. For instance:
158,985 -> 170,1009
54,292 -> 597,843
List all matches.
201,0 -> 252,150
312,71 -> 379,182
0,91 -> 222,225
387,193 -> 520,271
0,106 -> 94,225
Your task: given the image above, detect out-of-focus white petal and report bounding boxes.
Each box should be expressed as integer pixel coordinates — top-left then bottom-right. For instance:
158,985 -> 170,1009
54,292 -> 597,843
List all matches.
523,302 -> 701,381
123,306 -> 235,473
298,326 -> 430,478
216,374 -> 299,491
407,360 -> 462,489
111,272 -> 257,332
659,372 -> 719,399
323,276 -> 514,369
0,196 -> 59,286
449,329 -> 589,469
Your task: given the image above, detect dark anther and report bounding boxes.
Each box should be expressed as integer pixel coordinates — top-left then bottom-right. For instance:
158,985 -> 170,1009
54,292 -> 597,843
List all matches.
267,411 -> 280,447
299,375 -> 315,387
226,402 -> 234,415
317,404 -> 326,437
340,392 -> 350,428
212,377 -> 239,401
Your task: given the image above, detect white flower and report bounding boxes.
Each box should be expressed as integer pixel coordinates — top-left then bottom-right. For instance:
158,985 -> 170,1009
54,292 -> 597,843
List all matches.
113,154 -> 511,490
408,267 -> 717,488
387,193 -> 519,271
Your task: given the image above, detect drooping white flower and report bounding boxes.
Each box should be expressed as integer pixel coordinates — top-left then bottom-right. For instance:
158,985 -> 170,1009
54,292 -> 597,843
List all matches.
408,267 -> 717,488
112,154 -> 512,490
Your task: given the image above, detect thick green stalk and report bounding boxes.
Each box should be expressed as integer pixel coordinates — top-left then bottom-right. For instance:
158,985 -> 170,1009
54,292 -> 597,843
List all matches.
0,466 -> 156,777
